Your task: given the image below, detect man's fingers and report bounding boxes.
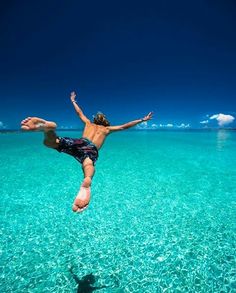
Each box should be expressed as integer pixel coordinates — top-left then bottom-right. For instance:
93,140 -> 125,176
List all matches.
147,112 -> 153,119
142,111 -> 153,121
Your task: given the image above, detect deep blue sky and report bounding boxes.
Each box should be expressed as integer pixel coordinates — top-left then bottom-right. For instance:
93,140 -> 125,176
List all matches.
0,0 -> 236,129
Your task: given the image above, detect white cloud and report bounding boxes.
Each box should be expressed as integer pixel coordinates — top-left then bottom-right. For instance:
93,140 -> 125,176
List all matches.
159,123 -> 173,128
210,113 -> 235,126
151,123 -> 158,129
59,125 -> 73,129
136,122 -> 148,129
210,114 -> 218,120
200,120 -> 209,124
177,123 -> 190,128
136,122 -> 159,130
0,121 -> 6,129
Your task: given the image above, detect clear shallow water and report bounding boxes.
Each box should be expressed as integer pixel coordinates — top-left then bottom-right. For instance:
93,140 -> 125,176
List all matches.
0,130 -> 236,292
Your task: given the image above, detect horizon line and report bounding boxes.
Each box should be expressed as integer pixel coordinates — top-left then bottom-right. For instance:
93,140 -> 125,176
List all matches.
1,128 -> 236,133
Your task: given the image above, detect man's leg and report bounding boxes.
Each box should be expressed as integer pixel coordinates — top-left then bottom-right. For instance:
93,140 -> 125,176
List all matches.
81,157 -> 95,187
21,117 -> 59,148
43,130 -> 59,149
72,157 -> 95,213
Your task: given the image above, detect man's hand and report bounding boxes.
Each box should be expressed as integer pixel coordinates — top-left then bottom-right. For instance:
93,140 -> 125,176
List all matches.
142,112 -> 153,122
70,91 -> 77,102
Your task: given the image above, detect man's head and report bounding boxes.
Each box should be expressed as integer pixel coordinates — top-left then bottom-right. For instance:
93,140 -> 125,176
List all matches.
93,112 -> 110,126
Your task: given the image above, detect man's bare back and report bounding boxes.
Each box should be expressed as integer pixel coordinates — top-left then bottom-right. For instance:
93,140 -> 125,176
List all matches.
82,122 -> 109,150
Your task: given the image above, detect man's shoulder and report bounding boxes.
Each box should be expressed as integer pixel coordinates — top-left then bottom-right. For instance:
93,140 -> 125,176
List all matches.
86,122 -> 108,132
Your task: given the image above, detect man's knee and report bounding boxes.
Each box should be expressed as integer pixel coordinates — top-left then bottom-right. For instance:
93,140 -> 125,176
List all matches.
83,157 -> 94,167
43,139 -> 58,149
82,158 -> 95,178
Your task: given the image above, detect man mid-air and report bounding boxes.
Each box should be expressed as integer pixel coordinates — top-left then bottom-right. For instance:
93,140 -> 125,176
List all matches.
21,91 -> 153,212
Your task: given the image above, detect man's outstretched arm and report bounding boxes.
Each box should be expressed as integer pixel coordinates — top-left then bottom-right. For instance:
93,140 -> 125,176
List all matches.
70,91 -> 90,124
107,112 -> 153,132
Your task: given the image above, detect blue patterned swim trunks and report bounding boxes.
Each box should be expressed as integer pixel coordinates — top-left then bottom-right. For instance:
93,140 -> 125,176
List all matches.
56,137 -> 98,165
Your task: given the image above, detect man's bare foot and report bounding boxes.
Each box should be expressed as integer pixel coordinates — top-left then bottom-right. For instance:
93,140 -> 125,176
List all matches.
72,187 -> 91,213
21,117 -> 57,131
72,177 -> 92,213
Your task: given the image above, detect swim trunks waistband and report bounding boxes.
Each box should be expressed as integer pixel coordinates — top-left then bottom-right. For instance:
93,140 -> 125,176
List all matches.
81,137 -> 98,149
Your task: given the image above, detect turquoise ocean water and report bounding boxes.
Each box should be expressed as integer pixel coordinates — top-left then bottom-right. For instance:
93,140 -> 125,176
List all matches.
1,130 -> 236,292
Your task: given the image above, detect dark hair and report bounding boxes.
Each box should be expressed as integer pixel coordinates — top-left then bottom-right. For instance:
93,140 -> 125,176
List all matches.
93,112 -> 110,126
